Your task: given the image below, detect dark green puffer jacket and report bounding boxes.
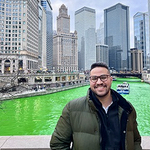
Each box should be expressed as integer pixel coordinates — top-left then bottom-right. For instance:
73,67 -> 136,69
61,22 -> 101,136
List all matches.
50,89 -> 142,150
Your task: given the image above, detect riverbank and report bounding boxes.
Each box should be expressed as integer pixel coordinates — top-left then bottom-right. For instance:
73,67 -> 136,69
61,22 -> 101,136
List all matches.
0,82 -> 89,101
1,77 -> 149,101
143,80 -> 150,84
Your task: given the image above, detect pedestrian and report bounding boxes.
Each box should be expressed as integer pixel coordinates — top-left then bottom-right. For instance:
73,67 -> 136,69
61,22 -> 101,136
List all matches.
50,62 -> 142,150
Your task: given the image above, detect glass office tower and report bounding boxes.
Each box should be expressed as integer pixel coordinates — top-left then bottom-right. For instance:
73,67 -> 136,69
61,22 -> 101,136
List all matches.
134,12 -> 149,69
148,0 -> 150,69
104,3 -> 131,71
75,7 -> 96,71
41,0 -> 53,71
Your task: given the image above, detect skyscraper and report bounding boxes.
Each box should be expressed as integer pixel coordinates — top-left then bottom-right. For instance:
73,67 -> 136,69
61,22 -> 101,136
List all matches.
0,0 -> 39,74
75,7 -> 96,71
130,48 -> 143,73
148,0 -> 150,69
53,4 -> 78,72
38,2 -> 47,70
41,0 -> 53,71
96,22 -> 104,44
104,3 -> 131,71
96,44 -> 109,65
133,12 -> 149,69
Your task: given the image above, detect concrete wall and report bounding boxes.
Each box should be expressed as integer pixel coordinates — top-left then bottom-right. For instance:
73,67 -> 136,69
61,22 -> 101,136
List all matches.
0,136 -> 150,150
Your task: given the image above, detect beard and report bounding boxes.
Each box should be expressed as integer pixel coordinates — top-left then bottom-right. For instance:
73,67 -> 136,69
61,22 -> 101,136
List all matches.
93,83 -> 110,98
94,89 -> 110,98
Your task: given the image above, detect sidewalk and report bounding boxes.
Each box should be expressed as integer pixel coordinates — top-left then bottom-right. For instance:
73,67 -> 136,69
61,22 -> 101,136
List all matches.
0,136 -> 150,150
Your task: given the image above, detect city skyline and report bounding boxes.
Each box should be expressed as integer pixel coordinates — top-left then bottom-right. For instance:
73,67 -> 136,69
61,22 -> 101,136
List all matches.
51,0 -> 148,47
0,0 -> 149,73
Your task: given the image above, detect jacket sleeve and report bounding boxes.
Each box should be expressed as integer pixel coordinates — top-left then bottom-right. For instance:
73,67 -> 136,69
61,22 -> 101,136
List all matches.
50,102 -> 72,150
132,107 -> 142,150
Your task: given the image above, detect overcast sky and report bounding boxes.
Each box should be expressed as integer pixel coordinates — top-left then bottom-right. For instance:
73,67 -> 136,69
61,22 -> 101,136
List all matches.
50,0 -> 148,47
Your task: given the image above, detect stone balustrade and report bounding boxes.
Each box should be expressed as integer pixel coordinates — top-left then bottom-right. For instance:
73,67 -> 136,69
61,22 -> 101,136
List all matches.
0,136 -> 150,150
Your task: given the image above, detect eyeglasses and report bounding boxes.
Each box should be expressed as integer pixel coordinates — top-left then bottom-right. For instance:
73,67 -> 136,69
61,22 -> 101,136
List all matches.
89,74 -> 110,83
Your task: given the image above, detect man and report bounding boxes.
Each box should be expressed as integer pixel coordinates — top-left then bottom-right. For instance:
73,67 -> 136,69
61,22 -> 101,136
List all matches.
50,62 -> 142,150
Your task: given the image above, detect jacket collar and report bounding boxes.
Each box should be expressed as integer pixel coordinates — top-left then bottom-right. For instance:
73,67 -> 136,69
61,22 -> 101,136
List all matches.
111,89 -> 132,114
87,88 -> 132,114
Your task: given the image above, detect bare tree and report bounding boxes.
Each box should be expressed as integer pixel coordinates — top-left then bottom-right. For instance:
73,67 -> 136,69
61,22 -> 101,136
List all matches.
0,55 -> 29,99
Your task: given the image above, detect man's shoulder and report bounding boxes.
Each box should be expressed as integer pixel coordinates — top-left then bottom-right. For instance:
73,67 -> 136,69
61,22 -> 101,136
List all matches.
67,96 -> 88,111
70,96 -> 87,105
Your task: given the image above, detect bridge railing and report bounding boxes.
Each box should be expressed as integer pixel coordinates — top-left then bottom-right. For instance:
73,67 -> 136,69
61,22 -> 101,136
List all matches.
111,73 -> 142,78
0,136 -> 149,150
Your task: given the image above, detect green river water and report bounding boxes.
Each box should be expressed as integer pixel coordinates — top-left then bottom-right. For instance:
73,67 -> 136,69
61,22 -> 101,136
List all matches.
0,78 -> 150,136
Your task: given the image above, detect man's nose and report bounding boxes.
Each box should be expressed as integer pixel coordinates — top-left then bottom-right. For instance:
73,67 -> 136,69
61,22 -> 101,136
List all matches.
97,78 -> 103,83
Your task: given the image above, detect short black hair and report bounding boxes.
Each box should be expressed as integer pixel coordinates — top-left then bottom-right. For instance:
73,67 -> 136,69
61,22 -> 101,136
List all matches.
90,62 -> 109,71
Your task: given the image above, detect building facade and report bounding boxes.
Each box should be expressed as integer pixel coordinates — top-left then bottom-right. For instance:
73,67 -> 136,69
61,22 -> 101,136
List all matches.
41,0 -> 53,71
96,44 -> 109,65
104,3 -> 131,72
148,0 -> 150,69
130,48 -> 143,73
53,4 -> 78,73
75,7 -> 96,71
0,0 -> 39,74
38,2 -> 47,70
96,22 -> 104,44
134,12 -> 149,70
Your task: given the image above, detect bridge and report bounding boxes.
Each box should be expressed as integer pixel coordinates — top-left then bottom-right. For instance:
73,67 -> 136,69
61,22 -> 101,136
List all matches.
111,72 -> 142,78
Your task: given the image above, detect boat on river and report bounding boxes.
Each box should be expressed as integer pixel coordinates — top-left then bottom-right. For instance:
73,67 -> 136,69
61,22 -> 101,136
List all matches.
116,82 -> 130,94
113,77 -> 117,81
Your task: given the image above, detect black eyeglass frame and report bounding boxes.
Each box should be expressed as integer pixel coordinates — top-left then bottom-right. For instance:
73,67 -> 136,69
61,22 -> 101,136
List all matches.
89,74 -> 111,83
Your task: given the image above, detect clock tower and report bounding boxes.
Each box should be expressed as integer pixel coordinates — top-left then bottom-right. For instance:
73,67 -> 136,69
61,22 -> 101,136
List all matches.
57,4 -> 70,33
53,4 -> 78,73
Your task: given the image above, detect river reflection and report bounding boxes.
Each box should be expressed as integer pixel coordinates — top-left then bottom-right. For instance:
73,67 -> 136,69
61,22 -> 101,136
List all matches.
0,78 -> 150,136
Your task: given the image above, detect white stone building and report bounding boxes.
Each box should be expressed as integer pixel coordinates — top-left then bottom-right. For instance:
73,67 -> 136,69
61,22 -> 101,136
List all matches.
53,4 -> 78,72
0,0 -> 39,74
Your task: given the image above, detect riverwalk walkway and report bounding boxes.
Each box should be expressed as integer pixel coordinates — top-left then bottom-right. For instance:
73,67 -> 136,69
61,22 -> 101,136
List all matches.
0,83 -> 89,101
0,136 -> 149,150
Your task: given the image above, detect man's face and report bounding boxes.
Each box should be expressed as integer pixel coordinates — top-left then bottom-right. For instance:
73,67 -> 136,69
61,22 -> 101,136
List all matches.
90,67 -> 113,98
